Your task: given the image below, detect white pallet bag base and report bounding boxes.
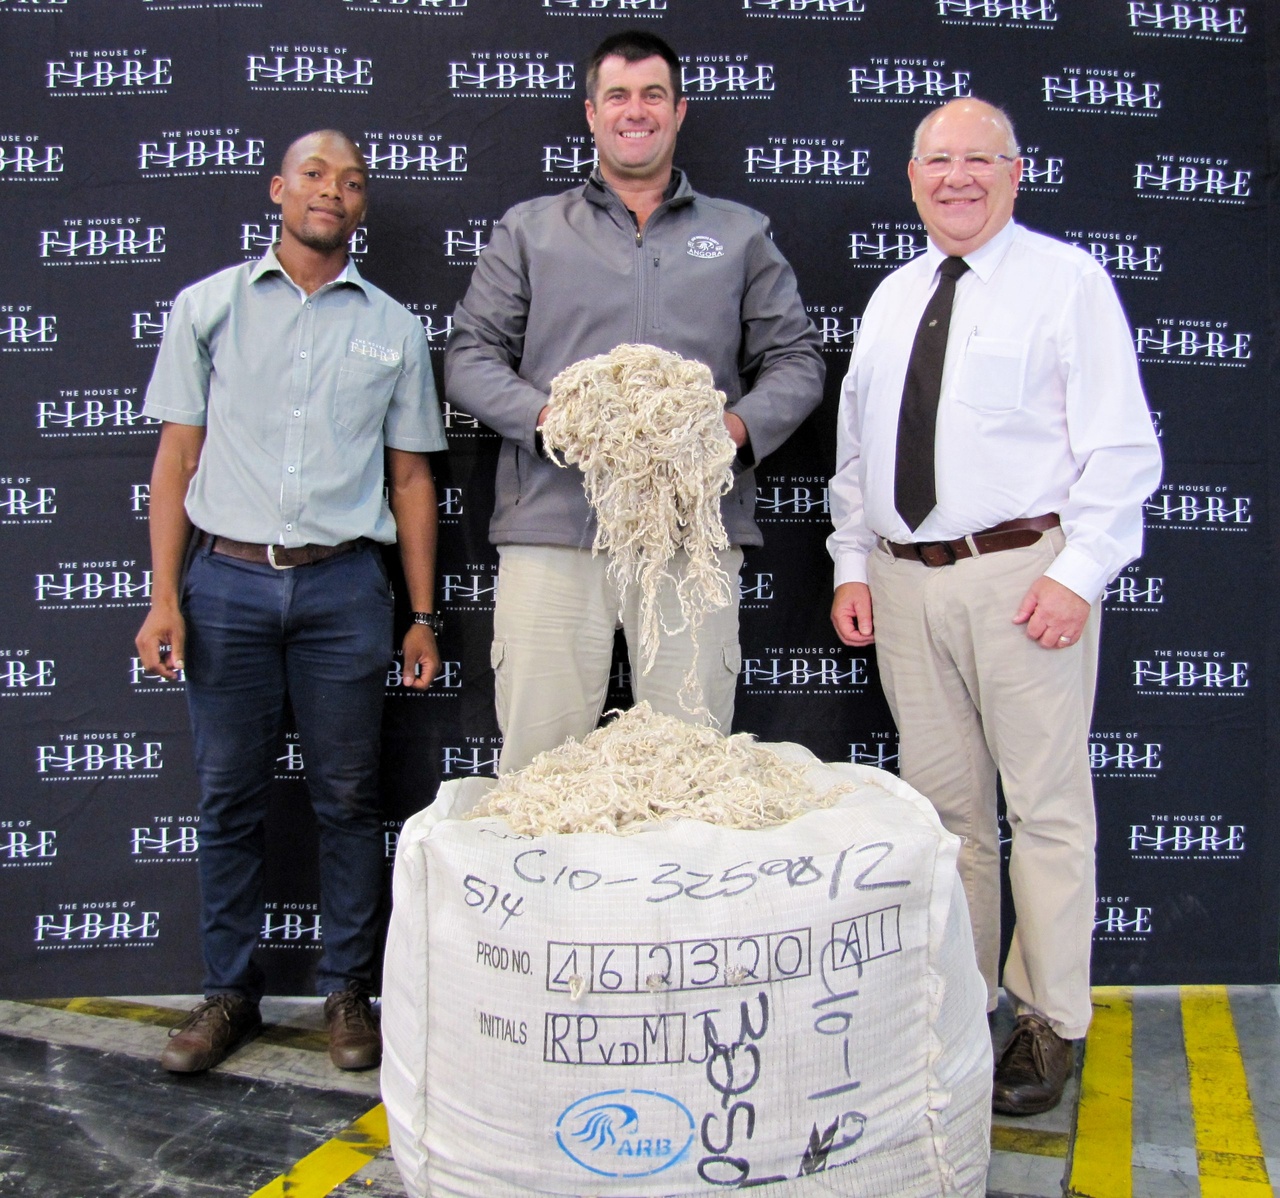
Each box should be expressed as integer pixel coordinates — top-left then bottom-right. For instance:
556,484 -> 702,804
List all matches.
382,745 -> 991,1197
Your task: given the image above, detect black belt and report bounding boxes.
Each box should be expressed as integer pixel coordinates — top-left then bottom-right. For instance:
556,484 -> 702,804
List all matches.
201,532 -> 363,570
883,514 -> 1060,568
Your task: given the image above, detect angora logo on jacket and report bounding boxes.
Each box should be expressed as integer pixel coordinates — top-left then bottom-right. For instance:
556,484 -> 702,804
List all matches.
687,235 -> 724,259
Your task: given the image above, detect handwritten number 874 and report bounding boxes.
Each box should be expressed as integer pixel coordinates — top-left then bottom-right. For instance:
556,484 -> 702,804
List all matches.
462,874 -> 525,928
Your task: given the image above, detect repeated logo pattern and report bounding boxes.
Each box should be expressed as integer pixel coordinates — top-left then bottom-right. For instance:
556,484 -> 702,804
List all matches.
0,1 -> 1268,994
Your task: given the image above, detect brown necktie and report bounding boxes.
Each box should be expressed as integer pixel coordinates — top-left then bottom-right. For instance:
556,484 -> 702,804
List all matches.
894,255 -> 970,531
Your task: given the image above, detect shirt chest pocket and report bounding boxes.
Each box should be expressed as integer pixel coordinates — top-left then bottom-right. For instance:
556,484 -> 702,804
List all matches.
334,356 -> 400,438
952,335 -> 1027,414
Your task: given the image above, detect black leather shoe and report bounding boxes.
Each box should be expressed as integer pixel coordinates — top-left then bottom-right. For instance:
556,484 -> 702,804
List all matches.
161,994 -> 262,1074
324,988 -> 381,1071
992,1014 -> 1074,1115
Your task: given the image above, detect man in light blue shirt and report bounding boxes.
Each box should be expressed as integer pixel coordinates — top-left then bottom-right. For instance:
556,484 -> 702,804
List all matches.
135,130 -> 447,1075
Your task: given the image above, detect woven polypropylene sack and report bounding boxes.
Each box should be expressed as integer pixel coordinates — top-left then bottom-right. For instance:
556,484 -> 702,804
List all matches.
382,745 -> 991,1197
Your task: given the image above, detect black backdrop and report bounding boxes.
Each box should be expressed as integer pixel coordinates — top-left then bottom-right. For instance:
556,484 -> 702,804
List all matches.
1,0 -> 1275,999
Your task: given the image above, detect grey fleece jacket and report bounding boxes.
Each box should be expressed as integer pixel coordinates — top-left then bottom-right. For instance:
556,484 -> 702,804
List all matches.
444,170 -> 825,549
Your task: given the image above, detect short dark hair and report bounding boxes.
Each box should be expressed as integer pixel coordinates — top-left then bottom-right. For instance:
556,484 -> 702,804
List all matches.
585,30 -> 682,102
278,129 -> 366,177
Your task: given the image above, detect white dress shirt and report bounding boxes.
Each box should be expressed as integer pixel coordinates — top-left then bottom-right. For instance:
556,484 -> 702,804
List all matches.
828,220 -> 1162,604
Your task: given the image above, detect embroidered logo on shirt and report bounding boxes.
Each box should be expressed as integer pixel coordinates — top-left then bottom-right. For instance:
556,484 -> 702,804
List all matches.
348,338 -> 402,364
686,235 -> 725,260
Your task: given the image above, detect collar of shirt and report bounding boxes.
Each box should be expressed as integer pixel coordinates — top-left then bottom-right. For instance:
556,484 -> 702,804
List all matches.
922,218 -> 1019,285
248,245 -> 369,302
584,166 -> 693,213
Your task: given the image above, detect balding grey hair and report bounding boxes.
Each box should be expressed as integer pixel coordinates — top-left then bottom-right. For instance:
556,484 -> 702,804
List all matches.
911,101 -> 1020,158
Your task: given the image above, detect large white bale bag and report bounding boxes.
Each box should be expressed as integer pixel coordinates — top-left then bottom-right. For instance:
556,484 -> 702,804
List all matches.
382,743 -> 991,1197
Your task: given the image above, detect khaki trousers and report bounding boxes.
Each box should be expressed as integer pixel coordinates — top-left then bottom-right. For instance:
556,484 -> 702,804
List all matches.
868,528 -> 1098,1038
492,545 -> 743,775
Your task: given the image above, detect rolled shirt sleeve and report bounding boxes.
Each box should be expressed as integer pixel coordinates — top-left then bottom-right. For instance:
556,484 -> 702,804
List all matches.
385,322 -> 447,454
142,287 -> 213,426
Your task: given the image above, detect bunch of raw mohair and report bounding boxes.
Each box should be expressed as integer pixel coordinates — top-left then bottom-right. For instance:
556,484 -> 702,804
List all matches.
469,703 -> 846,836
540,344 -> 736,710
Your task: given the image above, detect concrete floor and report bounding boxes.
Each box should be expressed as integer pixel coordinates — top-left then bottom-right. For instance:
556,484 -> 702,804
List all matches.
0,987 -> 1275,1196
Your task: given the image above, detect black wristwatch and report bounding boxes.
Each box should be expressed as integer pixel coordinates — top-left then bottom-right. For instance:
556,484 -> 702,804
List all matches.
411,611 -> 444,634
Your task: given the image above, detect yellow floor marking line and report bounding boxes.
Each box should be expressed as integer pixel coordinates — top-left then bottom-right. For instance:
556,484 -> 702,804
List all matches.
22,996 -> 188,1026
1181,985 -> 1272,1198
991,1125 -> 1069,1158
1066,986 -> 1133,1198
249,1102 -> 389,1197
18,996 -> 329,1052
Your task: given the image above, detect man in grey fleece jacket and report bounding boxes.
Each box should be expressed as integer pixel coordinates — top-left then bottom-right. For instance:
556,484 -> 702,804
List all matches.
445,30 -> 824,773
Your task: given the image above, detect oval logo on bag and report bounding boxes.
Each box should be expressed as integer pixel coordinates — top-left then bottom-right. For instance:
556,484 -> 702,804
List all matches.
686,235 -> 724,260
555,1088 -> 695,1178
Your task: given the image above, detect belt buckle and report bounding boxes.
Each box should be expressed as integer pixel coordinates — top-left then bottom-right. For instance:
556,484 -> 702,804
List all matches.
266,545 -> 294,570
916,541 -> 956,568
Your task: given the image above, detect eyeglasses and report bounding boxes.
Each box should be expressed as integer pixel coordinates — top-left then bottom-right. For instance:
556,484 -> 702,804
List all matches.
912,152 -> 1017,178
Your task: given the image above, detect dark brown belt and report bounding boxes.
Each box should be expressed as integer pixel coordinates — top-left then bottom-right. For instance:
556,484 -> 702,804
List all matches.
203,532 -> 363,570
884,514 -> 1060,568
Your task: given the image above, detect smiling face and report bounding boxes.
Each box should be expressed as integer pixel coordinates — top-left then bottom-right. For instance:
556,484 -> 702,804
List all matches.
269,132 -> 367,256
909,100 -> 1021,257
585,54 -> 686,190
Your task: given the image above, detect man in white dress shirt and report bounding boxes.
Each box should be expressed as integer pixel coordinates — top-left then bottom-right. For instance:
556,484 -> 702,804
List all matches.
828,98 -> 1161,1115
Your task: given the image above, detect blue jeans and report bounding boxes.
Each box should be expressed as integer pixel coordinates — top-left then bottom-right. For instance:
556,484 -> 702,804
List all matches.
182,540 -> 393,1001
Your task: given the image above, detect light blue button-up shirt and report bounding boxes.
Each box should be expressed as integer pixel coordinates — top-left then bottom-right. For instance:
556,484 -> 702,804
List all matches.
144,248 -> 446,546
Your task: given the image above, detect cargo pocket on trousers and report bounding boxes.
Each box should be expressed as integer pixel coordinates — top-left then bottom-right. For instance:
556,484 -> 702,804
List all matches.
490,639 -> 509,733
706,643 -> 742,732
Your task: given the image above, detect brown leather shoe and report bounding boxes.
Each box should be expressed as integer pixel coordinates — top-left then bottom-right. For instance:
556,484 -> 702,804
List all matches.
161,994 -> 262,1074
992,1014 -> 1075,1115
324,989 -> 381,1071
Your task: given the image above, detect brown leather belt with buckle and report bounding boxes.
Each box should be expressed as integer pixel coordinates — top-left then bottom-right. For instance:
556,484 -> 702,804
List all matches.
884,514 -> 1060,568
203,533 -> 363,570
